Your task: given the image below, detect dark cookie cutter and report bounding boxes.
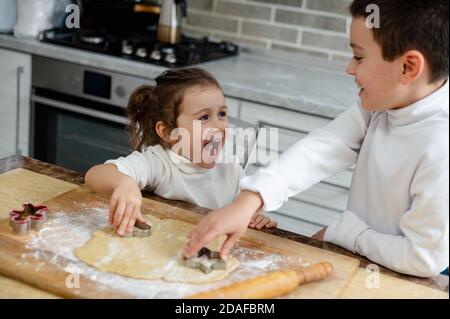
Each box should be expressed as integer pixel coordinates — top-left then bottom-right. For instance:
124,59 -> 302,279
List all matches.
9,203 -> 48,236
122,221 -> 152,238
184,247 -> 227,274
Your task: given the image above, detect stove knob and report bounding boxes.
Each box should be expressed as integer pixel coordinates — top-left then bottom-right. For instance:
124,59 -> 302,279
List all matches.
122,41 -> 133,55
136,47 -> 147,58
150,49 -> 162,61
221,41 -> 238,54
115,86 -> 126,98
165,53 -> 177,64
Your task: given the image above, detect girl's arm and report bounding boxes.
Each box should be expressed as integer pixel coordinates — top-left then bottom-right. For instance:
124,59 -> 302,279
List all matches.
85,164 -> 146,236
85,163 -> 131,195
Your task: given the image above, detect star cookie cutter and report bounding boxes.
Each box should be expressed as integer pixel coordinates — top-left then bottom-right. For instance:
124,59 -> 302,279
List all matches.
184,247 -> 227,274
122,220 -> 152,238
9,203 -> 48,236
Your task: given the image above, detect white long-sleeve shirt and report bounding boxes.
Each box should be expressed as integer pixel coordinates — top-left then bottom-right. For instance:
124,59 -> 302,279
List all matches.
240,81 -> 449,277
106,145 -> 244,209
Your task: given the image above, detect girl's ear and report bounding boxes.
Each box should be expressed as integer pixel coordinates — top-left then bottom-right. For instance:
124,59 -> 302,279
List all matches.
155,121 -> 174,145
400,50 -> 426,85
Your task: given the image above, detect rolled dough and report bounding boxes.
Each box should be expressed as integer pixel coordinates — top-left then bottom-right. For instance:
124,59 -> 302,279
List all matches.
75,215 -> 239,283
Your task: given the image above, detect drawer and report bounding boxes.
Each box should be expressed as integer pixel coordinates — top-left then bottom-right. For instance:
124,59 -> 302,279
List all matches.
266,196 -> 343,236
293,182 -> 348,212
245,164 -> 350,212
259,125 -> 307,154
225,96 -> 240,119
246,161 -> 352,190
265,211 -> 323,237
240,101 -> 331,132
248,123 -> 353,189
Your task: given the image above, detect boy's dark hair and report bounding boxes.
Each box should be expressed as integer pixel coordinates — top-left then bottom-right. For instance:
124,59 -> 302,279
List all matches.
350,0 -> 448,83
126,68 -> 221,151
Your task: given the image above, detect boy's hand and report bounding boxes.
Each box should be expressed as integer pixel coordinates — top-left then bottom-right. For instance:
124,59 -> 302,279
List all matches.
183,191 -> 263,259
248,213 -> 277,229
109,176 -> 145,236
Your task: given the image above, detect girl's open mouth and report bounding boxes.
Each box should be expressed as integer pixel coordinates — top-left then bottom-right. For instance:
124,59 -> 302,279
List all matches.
202,137 -> 222,162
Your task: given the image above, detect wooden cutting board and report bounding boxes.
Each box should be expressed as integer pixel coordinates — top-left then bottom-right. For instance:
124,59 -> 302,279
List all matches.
341,268 -> 449,299
0,168 -> 78,220
0,185 -> 360,298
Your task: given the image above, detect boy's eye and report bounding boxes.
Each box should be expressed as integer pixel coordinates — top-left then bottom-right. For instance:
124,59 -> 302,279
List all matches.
219,111 -> 227,117
199,115 -> 209,121
353,56 -> 363,61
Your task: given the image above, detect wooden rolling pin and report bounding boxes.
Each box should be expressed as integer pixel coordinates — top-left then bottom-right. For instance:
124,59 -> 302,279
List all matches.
188,261 -> 333,299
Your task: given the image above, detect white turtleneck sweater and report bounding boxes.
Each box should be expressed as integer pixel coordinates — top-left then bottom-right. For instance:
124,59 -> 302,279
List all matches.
106,145 -> 244,210
240,81 -> 449,277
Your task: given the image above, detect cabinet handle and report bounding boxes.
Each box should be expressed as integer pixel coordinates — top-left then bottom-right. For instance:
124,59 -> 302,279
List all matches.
15,66 -> 24,155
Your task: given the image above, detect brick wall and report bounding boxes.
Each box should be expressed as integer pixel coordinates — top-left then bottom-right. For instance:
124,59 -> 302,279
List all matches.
183,0 -> 353,62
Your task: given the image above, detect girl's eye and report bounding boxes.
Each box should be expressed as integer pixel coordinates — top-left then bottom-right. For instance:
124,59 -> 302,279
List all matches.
199,115 -> 209,121
219,111 -> 227,117
354,56 -> 363,62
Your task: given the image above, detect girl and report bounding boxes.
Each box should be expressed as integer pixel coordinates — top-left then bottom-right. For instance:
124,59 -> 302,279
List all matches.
85,68 -> 276,237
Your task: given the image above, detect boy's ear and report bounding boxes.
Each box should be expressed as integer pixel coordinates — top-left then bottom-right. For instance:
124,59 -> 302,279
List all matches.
155,121 -> 174,144
400,50 -> 426,85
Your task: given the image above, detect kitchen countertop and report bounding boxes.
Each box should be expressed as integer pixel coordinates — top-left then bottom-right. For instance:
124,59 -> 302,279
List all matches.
0,155 -> 448,298
0,33 -> 357,119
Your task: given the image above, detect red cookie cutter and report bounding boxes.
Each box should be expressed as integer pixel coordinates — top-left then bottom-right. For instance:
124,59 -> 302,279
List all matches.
9,203 -> 48,236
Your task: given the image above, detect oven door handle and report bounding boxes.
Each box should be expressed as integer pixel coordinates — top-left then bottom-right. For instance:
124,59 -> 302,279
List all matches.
31,95 -> 129,125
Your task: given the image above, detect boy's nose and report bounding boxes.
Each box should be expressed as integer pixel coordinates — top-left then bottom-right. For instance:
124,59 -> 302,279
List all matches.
346,60 -> 356,76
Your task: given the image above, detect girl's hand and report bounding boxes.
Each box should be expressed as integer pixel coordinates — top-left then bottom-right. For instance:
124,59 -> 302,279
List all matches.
248,214 -> 277,229
183,191 -> 263,259
109,176 -> 145,236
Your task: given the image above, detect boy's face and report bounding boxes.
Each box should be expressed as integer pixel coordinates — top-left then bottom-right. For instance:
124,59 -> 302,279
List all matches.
346,18 -> 408,111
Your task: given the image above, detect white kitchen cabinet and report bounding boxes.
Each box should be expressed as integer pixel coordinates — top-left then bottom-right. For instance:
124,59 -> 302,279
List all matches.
225,96 -> 241,119
0,48 -> 31,158
239,100 -> 353,236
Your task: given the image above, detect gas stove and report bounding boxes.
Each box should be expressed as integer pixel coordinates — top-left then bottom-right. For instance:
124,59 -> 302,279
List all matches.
40,28 -> 239,68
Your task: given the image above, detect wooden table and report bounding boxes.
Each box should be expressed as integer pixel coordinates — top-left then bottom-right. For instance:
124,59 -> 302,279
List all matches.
0,155 -> 448,298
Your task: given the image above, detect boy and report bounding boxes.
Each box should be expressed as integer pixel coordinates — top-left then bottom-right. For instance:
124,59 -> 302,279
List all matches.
183,0 -> 448,277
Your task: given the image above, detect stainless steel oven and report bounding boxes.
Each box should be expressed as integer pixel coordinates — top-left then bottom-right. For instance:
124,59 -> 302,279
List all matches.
31,56 -> 152,172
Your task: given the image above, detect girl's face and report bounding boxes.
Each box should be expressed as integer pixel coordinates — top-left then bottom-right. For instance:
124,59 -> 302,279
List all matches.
173,85 -> 228,169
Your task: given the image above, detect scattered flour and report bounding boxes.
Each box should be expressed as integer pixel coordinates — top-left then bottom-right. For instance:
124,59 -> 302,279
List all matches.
21,204 -> 308,298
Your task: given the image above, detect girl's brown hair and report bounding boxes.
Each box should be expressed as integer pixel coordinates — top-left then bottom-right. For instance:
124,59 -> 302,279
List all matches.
126,68 -> 222,151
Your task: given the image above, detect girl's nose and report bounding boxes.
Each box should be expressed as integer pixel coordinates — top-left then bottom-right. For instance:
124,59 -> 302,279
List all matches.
212,115 -> 226,130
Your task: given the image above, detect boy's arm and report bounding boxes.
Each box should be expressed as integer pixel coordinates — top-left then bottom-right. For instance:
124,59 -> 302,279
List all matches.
183,103 -> 371,258
241,103 -> 371,212
325,159 -> 449,277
